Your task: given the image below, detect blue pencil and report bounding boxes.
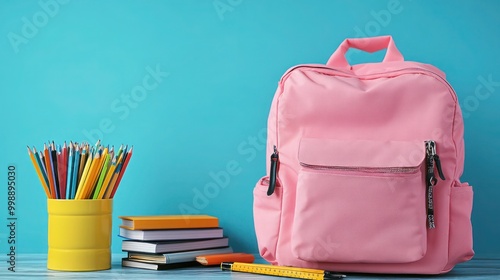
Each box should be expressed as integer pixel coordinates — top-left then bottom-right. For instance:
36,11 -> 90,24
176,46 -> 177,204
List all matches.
66,143 -> 74,200
71,145 -> 81,199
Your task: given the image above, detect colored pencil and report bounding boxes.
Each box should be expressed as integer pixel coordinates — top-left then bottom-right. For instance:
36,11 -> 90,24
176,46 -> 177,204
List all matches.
75,151 -> 94,199
66,143 -> 74,200
96,156 -> 118,199
70,145 -> 81,199
104,151 -> 125,199
93,153 -> 110,199
27,146 -> 51,198
61,142 -> 68,199
33,147 -> 51,197
50,142 -> 60,199
87,147 -> 108,198
44,144 -> 57,199
56,145 -> 65,199
78,144 -> 88,184
104,170 -> 120,199
110,146 -> 133,198
29,140 -> 131,200
81,151 -> 101,199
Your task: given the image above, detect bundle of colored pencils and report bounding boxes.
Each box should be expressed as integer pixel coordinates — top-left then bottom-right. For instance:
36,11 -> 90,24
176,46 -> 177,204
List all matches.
27,140 -> 132,199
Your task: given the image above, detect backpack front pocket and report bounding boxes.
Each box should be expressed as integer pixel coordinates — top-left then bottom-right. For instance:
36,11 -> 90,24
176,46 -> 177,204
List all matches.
291,138 -> 427,264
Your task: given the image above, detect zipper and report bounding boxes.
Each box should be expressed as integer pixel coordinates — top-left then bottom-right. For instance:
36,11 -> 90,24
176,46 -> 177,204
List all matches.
279,64 -> 457,103
274,64 -> 458,154
425,140 -> 446,229
267,146 -> 279,196
299,163 -> 419,174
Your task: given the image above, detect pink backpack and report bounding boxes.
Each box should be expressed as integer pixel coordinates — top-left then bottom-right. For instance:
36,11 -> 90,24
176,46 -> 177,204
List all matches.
253,36 -> 474,274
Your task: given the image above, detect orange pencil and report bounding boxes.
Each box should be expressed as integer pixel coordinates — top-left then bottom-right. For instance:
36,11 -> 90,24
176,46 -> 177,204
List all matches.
27,146 -> 51,198
110,146 -> 133,198
103,171 -> 119,199
43,144 -> 56,199
103,150 -> 125,199
196,253 -> 254,266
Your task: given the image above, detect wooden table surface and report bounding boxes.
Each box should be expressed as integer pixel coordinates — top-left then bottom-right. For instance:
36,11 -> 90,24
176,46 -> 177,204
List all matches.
2,254 -> 499,279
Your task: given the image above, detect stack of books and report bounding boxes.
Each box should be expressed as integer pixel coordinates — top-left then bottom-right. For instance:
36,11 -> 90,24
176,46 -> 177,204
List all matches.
119,214 -> 232,270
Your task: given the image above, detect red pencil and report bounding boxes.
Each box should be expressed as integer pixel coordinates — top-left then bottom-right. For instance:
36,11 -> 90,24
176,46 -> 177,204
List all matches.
57,145 -> 66,199
61,142 -> 68,199
110,146 -> 133,198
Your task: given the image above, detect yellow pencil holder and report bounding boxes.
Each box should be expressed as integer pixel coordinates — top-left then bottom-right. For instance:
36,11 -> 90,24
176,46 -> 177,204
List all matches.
47,199 -> 112,271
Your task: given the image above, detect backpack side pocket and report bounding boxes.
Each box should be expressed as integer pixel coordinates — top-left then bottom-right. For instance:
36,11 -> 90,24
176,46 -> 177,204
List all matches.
447,181 -> 474,267
253,176 -> 282,264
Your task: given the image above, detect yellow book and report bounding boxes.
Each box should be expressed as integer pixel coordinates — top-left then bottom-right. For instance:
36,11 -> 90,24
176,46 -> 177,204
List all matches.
119,215 -> 219,230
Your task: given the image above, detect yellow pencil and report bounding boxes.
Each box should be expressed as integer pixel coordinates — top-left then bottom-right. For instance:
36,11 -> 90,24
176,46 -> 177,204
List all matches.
77,144 -> 88,183
96,156 -> 118,199
86,147 -> 108,198
81,151 -> 102,199
27,146 -> 51,198
75,152 -> 94,199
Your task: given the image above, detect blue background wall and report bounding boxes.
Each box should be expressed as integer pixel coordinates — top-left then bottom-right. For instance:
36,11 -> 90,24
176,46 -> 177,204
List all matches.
0,0 -> 499,258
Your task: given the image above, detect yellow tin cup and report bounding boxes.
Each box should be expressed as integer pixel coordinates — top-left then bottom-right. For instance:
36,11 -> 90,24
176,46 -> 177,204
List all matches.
47,199 -> 112,271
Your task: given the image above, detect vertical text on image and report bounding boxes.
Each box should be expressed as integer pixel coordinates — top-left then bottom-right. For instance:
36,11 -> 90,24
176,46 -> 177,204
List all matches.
6,165 -> 17,272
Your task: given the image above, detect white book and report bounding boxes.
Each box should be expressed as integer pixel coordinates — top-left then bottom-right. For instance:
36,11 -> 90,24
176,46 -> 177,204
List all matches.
128,246 -> 233,264
119,227 -> 224,241
122,237 -> 229,254
121,258 -> 199,270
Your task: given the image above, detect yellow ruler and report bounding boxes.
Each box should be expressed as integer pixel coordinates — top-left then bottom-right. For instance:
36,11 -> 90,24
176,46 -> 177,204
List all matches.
221,262 -> 346,279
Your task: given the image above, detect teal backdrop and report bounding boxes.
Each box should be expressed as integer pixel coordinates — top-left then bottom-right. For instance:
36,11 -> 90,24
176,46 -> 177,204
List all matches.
0,0 -> 499,258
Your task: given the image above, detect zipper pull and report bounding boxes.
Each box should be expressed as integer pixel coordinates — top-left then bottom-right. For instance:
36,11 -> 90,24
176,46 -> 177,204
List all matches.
434,154 -> 446,180
425,140 -> 437,229
426,141 -> 437,183
425,140 -> 446,229
267,146 -> 279,196
427,140 -> 446,181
